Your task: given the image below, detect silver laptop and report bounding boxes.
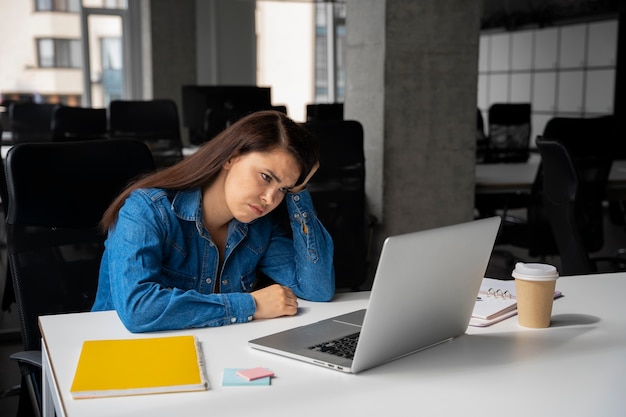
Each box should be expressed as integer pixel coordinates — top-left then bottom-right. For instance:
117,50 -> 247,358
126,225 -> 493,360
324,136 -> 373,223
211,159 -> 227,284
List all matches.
249,216 -> 501,374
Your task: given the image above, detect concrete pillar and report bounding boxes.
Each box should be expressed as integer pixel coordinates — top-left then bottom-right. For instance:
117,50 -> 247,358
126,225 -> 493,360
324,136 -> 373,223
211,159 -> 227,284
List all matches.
345,0 -> 482,258
143,0 -> 197,145
196,0 -> 257,85
148,0 -> 197,101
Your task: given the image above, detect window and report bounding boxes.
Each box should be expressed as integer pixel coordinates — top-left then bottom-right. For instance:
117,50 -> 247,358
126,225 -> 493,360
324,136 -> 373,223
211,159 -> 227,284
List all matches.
478,18 -> 618,145
100,37 -> 123,103
314,2 -> 346,103
103,0 -> 128,9
37,38 -> 82,68
81,0 -> 128,9
35,0 -> 80,13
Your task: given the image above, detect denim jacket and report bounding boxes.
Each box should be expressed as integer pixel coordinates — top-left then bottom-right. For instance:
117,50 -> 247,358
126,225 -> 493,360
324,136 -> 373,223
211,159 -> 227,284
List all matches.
92,187 -> 335,332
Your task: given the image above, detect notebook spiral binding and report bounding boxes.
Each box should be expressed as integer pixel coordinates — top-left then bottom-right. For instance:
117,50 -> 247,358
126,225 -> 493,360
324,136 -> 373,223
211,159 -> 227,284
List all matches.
486,288 -> 514,299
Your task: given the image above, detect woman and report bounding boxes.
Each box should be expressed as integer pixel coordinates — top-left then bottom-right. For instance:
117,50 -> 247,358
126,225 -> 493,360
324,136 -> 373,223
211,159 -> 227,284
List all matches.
92,110 -> 335,332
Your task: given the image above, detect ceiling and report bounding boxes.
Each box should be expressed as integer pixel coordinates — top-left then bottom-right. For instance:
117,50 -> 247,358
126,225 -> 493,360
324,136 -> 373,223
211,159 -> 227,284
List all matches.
481,0 -> 624,30
259,0 -> 623,31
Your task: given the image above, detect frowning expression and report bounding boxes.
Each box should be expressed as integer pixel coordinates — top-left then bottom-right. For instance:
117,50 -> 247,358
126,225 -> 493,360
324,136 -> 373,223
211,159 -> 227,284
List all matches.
222,150 -> 301,223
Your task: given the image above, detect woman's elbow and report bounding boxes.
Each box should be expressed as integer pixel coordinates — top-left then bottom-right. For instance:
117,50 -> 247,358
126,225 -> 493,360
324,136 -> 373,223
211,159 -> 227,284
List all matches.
115,306 -> 164,333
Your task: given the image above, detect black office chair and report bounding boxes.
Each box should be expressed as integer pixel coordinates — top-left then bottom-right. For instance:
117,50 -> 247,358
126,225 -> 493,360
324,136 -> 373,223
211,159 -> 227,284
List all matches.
537,136 -> 623,275
109,99 -> 184,168
8,102 -> 56,144
494,160 -> 560,261
5,139 -> 155,417
202,105 -> 285,143
475,104 -> 533,219
305,103 -> 344,121
0,154 -> 16,313
476,108 -> 488,163
302,119 -> 374,291
493,115 -> 618,265
51,105 -> 108,141
543,115 -> 626,227
485,103 -> 531,163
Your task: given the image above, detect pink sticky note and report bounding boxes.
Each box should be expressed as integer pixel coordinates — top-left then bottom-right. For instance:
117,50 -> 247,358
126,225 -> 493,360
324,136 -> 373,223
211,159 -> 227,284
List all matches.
236,367 -> 274,381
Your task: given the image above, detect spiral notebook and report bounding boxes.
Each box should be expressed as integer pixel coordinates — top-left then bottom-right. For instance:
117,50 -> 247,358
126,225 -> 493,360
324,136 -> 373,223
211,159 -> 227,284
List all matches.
70,335 -> 209,399
469,277 -> 563,327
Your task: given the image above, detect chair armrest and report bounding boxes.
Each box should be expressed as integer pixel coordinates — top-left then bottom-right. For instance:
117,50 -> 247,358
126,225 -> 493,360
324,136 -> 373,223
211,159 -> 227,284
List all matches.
10,350 -> 42,369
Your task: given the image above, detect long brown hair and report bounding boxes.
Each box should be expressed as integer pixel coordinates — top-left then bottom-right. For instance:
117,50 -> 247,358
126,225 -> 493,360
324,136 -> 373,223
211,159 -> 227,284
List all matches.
100,110 -> 319,232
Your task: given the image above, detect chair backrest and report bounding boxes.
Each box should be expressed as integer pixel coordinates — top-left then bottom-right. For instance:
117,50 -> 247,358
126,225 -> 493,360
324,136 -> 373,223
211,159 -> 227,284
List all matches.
0,147 -> 14,313
302,119 -> 368,290
8,102 -> 56,143
536,136 -> 612,275
476,108 -> 488,162
306,103 -> 344,121
543,115 -> 618,251
109,99 -> 183,168
304,119 -> 365,184
543,115 -> 617,159
5,139 -> 155,351
51,105 -> 108,141
486,103 -> 531,163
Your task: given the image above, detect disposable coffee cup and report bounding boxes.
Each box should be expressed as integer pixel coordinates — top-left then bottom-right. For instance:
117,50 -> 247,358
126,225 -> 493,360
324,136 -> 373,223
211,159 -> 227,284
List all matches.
512,262 -> 559,328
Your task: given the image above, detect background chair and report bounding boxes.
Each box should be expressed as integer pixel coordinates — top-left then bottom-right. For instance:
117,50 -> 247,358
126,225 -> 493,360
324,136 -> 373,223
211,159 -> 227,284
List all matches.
8,102 -> 55,144
305,103 -> 344,121
543,115 -> 617,158
476,108 -> 488,163
266,119 -> 373,291
542,115 -> 626,227
493,160 -> 559,262
5,139 -> 155,417
202,106 -> 287,144
109,99 -> 184,168
536,136 -> 622,275
496,116 -> 621,272
51,105 -> 108,141
181,85 -> 274,145
302,119 -> 373,290
0,155 -> 15,313
475,104 -> 533,219
484,103 -> 531,163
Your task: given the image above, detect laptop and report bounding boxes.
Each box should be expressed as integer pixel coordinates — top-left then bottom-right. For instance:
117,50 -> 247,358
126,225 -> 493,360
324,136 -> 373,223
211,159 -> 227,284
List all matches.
248,216 -> 501,374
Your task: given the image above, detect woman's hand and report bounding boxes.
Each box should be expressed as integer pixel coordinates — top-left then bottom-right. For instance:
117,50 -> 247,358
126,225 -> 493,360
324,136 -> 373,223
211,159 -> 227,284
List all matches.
289,161 -> 320,194
251,284 -> 299,319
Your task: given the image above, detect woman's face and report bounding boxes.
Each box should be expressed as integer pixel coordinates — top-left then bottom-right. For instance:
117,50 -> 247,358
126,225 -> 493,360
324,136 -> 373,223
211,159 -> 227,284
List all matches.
222,149 -> 301,223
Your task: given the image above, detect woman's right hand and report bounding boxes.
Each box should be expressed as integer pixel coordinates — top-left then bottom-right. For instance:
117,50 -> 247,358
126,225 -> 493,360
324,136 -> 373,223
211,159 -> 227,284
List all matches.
251,284 -> 299,319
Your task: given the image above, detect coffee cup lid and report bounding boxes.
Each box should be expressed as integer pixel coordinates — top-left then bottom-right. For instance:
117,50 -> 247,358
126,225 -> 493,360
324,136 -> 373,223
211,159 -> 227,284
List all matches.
512,262 -> 559,281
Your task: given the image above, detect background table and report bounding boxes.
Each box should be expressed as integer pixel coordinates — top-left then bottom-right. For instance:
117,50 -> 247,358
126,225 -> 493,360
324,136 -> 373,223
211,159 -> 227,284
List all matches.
40,272 -> 626,417
475,159 -> 626,197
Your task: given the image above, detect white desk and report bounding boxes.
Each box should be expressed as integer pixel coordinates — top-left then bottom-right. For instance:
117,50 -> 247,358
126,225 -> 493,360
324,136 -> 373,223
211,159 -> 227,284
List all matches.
40,273 -> 626,417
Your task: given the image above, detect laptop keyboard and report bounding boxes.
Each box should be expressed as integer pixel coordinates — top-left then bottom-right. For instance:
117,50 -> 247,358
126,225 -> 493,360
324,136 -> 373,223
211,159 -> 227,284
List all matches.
308,333 -> 360,359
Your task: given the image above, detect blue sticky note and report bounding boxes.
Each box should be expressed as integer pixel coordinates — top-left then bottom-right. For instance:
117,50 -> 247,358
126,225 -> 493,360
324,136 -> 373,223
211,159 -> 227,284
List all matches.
222,368 -> 271,387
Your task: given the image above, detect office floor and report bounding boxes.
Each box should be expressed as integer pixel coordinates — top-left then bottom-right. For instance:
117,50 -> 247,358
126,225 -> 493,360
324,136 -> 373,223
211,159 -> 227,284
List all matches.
0,207 -> 624,417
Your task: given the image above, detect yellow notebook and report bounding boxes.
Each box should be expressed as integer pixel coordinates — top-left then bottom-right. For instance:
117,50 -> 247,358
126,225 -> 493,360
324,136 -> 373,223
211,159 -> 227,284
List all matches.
70,335 -> 209,399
